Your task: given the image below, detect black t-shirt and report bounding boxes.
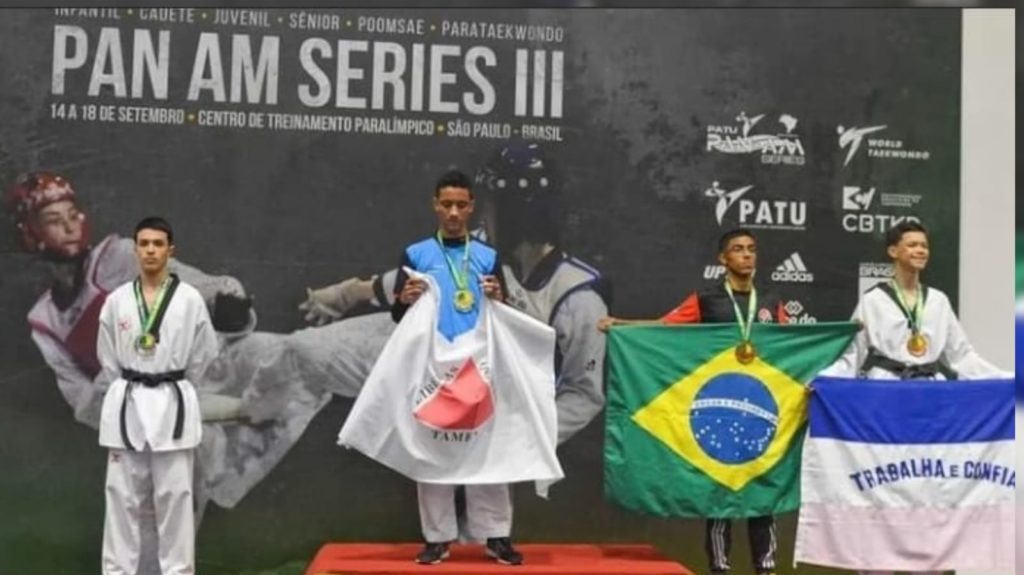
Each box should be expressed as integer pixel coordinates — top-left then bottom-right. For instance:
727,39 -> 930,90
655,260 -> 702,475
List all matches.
662,283 -> 789,325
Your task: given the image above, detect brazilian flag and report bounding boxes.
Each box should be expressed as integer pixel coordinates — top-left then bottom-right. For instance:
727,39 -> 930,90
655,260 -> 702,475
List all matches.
605,322 -> 858,518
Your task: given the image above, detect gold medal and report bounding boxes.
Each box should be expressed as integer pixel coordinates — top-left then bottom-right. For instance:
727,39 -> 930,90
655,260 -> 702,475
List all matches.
735,340 -> 757,364
134,275 -> 175,357
454,289 -> 475,312
890,280 -> 928,358
907,332 -> 928,357
136,333 -> 157,354
724,281 -> 758,365
436,232 -> 476,314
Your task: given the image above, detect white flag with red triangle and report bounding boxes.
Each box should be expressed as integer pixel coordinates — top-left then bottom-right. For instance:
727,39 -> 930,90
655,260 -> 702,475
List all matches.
337,273 -> 563,494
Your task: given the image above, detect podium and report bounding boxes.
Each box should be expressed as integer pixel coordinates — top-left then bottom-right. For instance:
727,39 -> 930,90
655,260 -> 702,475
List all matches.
304,543 -> 694,575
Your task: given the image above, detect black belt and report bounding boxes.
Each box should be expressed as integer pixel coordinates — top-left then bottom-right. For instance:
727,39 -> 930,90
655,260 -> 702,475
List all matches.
120,369 -> 186,451
860,349 -> 957,380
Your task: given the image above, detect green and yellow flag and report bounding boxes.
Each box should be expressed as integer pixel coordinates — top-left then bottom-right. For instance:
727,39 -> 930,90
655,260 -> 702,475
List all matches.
605,322 -> 858,518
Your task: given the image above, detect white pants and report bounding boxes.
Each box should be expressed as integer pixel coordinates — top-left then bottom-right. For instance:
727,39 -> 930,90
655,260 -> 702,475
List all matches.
103,449 -> 195,575
417,483 -> 512,543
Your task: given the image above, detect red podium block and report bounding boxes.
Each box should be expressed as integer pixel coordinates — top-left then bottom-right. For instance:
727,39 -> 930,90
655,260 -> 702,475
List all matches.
304,543 -> 694,575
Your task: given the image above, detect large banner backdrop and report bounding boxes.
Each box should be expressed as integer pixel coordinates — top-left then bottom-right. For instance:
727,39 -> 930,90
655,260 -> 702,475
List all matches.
0,8 -> 960,575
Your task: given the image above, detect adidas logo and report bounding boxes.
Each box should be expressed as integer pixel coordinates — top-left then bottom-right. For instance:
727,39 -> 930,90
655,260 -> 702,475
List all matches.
771,252 -> 814,283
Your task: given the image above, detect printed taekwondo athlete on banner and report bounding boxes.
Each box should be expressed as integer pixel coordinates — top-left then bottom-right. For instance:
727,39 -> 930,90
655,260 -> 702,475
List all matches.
807,221 -> 1014,575
599,227 -> 791,575
96,216 -> 216,575
337,169 -> 564,567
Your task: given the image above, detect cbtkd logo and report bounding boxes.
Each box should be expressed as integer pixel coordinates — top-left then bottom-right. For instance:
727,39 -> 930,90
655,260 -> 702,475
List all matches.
842,186 -> 876,211
842,186 -> 919,233
771,252 -> 814,283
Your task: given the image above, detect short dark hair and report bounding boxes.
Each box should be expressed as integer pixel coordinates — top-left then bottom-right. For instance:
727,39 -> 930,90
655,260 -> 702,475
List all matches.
434,169 -> 473,197
134,216 -> 174,244
718,227 -> 756,253
885,220 -> 927,248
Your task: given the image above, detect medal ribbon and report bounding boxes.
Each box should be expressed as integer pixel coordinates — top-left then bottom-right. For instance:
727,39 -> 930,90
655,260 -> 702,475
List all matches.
435,231 -> 471,293
724,281 -> 757,343
889,279 -> 923,334
133,275 -> 175,341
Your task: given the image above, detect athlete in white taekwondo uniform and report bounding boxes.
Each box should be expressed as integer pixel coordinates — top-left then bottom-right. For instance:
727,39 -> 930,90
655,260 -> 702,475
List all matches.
822,221 -> 1012,575
97,217 -> 218,575
824,222 -> 1010,382
5,173 -> 328,574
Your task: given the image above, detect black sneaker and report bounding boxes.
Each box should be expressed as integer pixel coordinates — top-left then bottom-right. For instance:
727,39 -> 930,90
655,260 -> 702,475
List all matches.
485,537 -> 523,566
415,542 -> 450,565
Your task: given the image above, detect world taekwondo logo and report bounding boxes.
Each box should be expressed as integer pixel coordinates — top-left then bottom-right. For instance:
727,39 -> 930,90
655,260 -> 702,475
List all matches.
771,252 -> 814,283
838,125 -> 887,167
707,111 -> 805,165
838,124 -> 930,167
